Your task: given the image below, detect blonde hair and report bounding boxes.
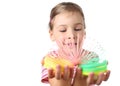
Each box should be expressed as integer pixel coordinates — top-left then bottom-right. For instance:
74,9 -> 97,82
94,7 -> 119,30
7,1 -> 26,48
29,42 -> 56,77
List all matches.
49,2 -> 86,30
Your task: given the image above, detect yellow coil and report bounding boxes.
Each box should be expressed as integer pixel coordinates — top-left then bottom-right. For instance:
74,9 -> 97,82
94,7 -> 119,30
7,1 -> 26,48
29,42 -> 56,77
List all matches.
43,56 -> 74,72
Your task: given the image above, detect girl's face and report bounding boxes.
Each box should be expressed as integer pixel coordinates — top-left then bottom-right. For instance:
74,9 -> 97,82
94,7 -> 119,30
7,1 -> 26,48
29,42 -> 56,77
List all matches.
49,12 -> 86,49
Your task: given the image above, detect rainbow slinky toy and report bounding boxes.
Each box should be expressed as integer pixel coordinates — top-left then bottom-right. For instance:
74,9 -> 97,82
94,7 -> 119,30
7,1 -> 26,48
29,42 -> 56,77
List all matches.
43,56 -> 108,75
43,56 -> 74,72
79,57 -> 107,75
43,38 -> 108,75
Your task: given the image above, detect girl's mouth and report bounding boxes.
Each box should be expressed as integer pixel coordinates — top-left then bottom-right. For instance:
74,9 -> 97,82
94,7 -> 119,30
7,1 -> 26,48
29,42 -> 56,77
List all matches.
67,43 -> 77,45
64,43 -> 77,49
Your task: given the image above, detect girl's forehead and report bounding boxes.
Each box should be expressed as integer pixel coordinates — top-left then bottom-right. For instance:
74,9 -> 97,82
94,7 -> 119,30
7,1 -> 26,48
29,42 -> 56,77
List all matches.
53,12 -> 84,26
56,11 -> 83,18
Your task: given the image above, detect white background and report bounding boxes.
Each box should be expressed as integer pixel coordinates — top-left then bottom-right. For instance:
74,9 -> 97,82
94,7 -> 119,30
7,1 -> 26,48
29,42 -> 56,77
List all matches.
0,0 -> 120,86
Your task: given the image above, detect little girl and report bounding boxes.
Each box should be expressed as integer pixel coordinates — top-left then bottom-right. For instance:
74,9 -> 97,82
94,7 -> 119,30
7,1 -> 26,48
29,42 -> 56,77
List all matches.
41,2 -> 110,86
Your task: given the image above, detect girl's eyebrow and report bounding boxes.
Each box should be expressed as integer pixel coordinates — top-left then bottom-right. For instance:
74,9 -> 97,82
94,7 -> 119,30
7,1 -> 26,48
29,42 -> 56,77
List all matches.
56,23 -> 84,28
56,24 -> 67,28
75,23 -> 84,25
59,23 -> 83,26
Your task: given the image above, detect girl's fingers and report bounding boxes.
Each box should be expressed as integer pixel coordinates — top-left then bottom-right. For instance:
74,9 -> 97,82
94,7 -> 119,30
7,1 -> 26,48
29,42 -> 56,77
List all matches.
76,68 -> 83,79
103,70 -> 111,81
87,70 -> 110,86
62,65 -> 74,80
70,67 -> 74,78
48,68 -> 54,78
55,65 -> 61,79
87,73 -> 94,86
63,66 -> 70,80
48,65 -> 74,80
96,73 -> 104,85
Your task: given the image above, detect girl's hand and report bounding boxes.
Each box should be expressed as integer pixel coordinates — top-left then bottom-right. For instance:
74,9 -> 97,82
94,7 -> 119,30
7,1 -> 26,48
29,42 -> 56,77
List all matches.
48,65 -> 73,86
73,68 -> 87,86
87,70 -> 111,86
73,68 -> 110,86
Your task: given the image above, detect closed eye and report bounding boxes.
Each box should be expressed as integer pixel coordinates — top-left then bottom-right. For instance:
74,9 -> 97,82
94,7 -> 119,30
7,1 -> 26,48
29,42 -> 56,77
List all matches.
59,29 -> 66,32
74,28 -> 82,31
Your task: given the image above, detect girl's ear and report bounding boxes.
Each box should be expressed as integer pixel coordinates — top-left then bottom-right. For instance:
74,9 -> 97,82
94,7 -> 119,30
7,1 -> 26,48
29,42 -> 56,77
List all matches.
49,30 -> 55,41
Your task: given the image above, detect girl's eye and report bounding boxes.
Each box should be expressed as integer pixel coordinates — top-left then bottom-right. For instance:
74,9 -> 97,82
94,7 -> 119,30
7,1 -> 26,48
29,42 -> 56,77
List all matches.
74,28 -> 82,31
59,30 -> 66,32
59,29 -> 66,32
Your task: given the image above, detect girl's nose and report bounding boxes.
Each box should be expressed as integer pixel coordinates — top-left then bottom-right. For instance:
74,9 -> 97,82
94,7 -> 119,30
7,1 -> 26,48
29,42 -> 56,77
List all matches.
67,30 -> 75,39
